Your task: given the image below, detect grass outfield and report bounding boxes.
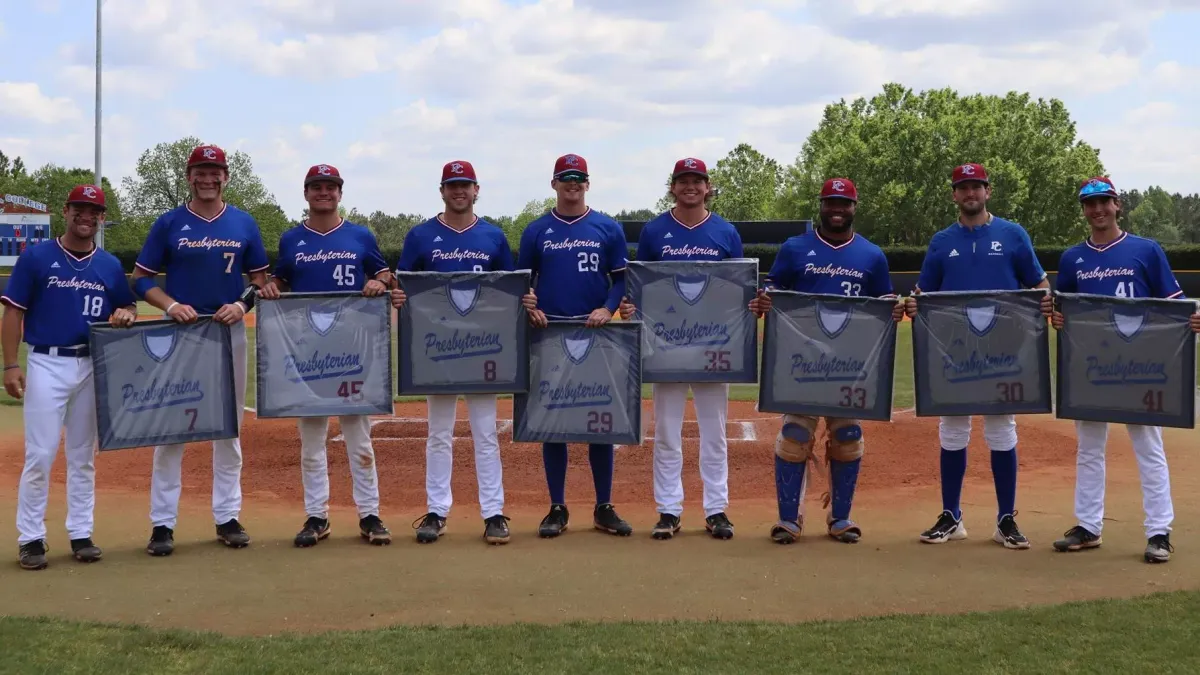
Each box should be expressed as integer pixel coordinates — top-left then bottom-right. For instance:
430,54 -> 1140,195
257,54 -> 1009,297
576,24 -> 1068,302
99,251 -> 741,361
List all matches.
2,591 -> 1198,673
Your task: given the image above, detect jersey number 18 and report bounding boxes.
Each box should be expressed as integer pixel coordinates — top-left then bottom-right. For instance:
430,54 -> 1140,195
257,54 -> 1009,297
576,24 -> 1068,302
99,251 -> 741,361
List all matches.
82,294 -> 104,318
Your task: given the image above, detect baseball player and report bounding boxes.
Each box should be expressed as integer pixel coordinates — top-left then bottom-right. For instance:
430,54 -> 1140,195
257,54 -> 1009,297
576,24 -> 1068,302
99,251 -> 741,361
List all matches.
518,153 -> 634,538
391,160 -> 536,545
3,185 -> 137,570
259,164 -> 393,547
1044,176 -> 1200,563
904,163 -> 1049,550
752,178 -> 901,544
131,144 -> 270,556
616,157 -> 742,540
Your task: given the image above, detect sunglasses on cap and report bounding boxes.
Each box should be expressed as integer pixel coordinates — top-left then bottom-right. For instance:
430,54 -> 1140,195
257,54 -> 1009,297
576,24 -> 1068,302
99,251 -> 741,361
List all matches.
1078,181 -> 1117,200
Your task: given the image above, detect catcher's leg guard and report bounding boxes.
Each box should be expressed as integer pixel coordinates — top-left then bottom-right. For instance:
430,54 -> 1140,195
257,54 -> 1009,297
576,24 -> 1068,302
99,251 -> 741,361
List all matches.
826,419 -> 863,543
775,416 -> 816,525
770,519 -> 802,545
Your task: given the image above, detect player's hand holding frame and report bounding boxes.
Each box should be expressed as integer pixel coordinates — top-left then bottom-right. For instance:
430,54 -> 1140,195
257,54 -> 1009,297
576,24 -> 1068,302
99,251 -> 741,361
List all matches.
213,302 -> 245,326
389,287 -> 406,309
166,301 -> 199,324
362,278 -> 387,297
257,279 -> 283,300
108,306 -> 137,328
747,289 -> 770,317
585,307 -> 613,328
617,296 -> 636,320
1040,293 -> 1064,330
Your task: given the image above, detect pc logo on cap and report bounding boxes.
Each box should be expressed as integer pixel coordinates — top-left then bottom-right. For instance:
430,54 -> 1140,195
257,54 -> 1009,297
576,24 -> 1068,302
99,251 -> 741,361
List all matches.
820,178 -> 857,201
305,164 -> 344,186
442,161 -> 478,184
952,163 -> 989,186
672,157 -> 708,180
554,154 -> 589,180
1078,176 -> 1118,202
65,184 -> 107,210
187,145 -> 228,169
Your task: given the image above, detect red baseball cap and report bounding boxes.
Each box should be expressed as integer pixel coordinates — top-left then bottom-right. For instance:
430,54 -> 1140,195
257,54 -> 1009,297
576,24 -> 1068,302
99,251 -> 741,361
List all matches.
820,178 -> 857,201
672,157 -> 708,180
305,164 -> 344,186
951,163 -> 989,186
188,144 -> 228,169
553,154 -> 589,180
441,160 -> 477,184
1078,176 -> 1118,202
65,184 -> 107,210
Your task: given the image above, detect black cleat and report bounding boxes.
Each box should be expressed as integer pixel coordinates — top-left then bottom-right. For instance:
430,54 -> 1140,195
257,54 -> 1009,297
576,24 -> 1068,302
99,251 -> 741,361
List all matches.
413,512 -> 446,543
705,512 -> 735,540
652,513 -> 681,540
216,519 -> 251,548
18,540 -> 48,570
919,510 -> 967,544
1053,525 -> 1102,552
484,515 -> 511,545
294,516 -> 331,548
538,504 -> 569,538
1145,534 -> 1173,564
146,526 -> 175,557
593,503 -> 633,536
70,537 -> 103,563
359,515 -> 392,545
993,514 -> 1030,550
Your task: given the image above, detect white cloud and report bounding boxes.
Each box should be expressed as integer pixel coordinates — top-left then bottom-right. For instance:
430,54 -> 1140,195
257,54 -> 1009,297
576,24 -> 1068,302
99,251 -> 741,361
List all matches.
1124,102 -> 1180,126
0,82 -> 81,124
58,65 -> 174,100
299,124 -> 324,142
212,25 -> 391,79
1151,61 -> 1200,90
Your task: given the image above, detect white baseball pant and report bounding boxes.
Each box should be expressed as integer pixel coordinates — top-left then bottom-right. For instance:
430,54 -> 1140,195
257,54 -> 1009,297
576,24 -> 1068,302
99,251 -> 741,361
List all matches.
150,321 -> 246,528
297,415 -> 380,519
652,383 -> 729,517
938,414 -> 1017,452
424,394 -> 504,519
16,350 -> 98,544
1074,421 -> 1173,538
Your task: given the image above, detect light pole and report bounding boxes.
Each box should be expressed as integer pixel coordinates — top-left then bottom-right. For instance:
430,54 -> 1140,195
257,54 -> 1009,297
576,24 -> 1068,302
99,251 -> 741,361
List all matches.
94,0 -> 104,249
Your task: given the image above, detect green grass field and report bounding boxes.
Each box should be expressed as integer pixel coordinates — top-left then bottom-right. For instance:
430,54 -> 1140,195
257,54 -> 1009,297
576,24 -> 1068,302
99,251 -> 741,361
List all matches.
2,590 -> 1198,674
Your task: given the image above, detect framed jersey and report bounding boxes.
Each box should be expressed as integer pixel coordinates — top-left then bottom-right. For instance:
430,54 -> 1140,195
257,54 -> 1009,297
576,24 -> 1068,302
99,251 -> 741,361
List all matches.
912,289 -> 1052,416
255,292 -> 394,418
513,321 -> 644,445
625,259 -> 758,383
89,318 -> 239,451
1056,293 -> 1196,428
396,270 -> 531,395
759,291 -> 897,421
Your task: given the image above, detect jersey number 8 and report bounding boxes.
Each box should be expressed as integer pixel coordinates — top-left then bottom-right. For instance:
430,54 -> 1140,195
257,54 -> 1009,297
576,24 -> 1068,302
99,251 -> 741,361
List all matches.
577,252 -> 599,272
333,264 -> 356,287
82,294 -> 104,318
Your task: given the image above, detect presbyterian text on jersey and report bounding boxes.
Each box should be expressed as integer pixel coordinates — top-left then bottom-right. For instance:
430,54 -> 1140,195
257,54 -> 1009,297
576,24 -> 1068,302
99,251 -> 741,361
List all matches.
790,351 -> 869,383
176,236 -> 242,250
542,238 -> 602,252
430,248 -> 491,264
940,342 -> 1023,383
539,380 -> 614,409
660,244 -> 721,258
46,275 -> 106,292
652,318 -> 730,349
121,377 -> 204,413
424,329 -> 503,361
1084,355 -> 1169,385
804,262 -> 866,279
1076,266 -> 1138,282
295,249 -> 357,265
284,350 -> 364,383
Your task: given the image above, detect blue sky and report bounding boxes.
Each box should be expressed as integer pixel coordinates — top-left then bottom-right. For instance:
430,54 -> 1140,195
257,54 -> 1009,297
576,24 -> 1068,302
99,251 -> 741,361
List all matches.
1,0 -> 1198,222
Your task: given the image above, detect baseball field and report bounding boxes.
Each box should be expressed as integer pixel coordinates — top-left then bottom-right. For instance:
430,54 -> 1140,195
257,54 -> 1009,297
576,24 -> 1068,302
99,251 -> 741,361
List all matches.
3,310 -> 1200,673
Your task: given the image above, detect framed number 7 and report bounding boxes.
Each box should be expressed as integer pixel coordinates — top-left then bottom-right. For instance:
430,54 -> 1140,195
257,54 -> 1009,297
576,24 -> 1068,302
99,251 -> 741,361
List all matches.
184,408 -> 198,432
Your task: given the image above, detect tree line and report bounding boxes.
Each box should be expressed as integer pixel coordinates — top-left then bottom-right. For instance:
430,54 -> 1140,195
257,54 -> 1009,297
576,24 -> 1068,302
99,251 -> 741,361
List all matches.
2,83 -> 1198,256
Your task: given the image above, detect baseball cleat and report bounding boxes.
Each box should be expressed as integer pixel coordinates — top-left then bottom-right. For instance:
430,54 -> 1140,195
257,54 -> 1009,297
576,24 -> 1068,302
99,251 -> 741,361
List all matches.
919,510 -> 968,544
1053,525 -> 1102,552
216,519 -> 251,548
483,515 -> 511,545
705,512 -> 735,540
827,518 -> 861,544
70,537 -> 103,563
1145,534 -> 1173,564
593,503 -> 633,536
359,515 -> 391,545
538,504 -> 569,538
18,540 -> 48,570
294,517 -> 331,548
146,526 -> 175,556
413,512 -> 446,543
652,513 -> 681,540
993,514 -> 1030,550
770,520 -> 801,545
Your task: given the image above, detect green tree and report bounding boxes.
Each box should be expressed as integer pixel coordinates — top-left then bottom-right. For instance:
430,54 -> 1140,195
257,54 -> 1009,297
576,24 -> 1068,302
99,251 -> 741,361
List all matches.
709,143 -> 781,220
1127,186 -> 1181,244
0,158 -> 123,241
778,84 -> 1105,245
613,208 -> 657,221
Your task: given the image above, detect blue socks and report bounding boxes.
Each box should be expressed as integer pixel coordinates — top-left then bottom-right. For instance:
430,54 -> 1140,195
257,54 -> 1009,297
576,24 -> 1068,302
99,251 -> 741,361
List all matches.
775,455 -> 806,523
940,448 -> 967,520
991,448 -> 1018,519
829,458 -> 861,521
542,443 -> 615,506
542,443 -> 568,505
588,444 -> 614,505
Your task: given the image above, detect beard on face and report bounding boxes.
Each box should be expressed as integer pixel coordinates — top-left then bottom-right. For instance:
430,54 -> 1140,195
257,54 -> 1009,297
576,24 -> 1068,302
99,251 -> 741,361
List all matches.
959,201 -> 985,217
819,211 -> 854,233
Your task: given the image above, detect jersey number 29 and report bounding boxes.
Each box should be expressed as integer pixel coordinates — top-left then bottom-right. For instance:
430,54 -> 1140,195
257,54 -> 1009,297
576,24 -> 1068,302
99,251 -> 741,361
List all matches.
577,252 -> 599,272
333,265 -> 356,287
82,294 -> 104,318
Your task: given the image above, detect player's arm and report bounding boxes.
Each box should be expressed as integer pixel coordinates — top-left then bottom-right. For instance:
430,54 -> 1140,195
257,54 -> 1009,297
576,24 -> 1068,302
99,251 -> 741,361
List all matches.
908,238 -> 943,318
869,252 -> 904,322
1,305 -> 23,400
1045,252 -> 1074,329
727,225 -> 745,259
590,223 -> 627,327
1150,243 -> 1185,300
391,228 -> 423,308
362,230 -> 390,297
754,241 -> 796,316
133,215 -> 197,323
495,233 -> 539,318
1015,228 -> 1049,289
107,266 -> 138,328
620,224 -> 654,320
214,224 -> 270,325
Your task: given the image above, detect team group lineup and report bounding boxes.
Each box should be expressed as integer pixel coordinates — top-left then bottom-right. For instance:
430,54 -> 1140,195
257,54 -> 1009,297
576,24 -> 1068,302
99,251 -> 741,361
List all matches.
4,144 -> 1200,573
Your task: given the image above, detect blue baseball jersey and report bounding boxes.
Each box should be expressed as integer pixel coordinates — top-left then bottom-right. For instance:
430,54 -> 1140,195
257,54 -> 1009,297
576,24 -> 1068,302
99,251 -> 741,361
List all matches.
764,230 -> 894,297
274,220 -> 387,292
917,216 -> 1046,292
1,239 -> 135,347
635,210 -> 743,261
518,208 -> 627,317
396,215 -> 514,273
135,204 -> 270,313
1056,231 -> 1184,299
